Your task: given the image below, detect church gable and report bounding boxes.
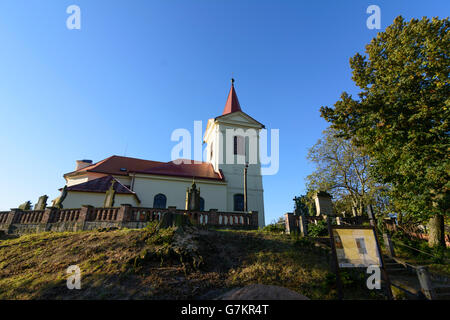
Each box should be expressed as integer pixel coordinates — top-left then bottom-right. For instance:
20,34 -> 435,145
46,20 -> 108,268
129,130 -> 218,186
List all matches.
215,111 -> 264,129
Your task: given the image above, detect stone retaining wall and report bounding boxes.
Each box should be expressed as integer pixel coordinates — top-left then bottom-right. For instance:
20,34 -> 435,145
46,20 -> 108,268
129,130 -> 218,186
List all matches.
0,205 -> 259,235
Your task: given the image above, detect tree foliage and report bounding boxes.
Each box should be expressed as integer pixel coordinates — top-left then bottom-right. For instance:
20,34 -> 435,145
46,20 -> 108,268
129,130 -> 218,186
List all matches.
263,216 -> 286,233
306,128 -> 385,216
293,195 -> 311,216
320,16 -> 449,245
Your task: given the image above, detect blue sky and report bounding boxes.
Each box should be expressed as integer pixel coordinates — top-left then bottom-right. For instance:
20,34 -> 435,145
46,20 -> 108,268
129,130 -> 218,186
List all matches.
0,0 -> 448,224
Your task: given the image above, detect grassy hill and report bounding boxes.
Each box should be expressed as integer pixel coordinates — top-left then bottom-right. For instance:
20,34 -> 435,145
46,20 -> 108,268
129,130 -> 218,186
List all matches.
0,225 -> 384,300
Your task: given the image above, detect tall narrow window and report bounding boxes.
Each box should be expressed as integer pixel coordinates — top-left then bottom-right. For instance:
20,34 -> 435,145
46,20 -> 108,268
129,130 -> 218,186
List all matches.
153,194 -> 167,209
200,197 -> 205,211
234,194 -> 244,212
234,136 -> 245,155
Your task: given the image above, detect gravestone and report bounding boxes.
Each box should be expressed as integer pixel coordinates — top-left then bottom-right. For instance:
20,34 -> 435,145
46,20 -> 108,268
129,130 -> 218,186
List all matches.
314,191 -> 334,216
53,186 -> 68,209
35,195 -> 48,210
18,201 -> 32,210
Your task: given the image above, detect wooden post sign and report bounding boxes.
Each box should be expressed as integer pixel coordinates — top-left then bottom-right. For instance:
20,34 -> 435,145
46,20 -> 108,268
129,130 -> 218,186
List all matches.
328,225 -> 393,300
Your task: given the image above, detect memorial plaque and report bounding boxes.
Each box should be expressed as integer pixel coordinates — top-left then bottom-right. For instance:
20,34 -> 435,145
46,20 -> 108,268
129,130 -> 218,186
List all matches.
332,227 -> 382,268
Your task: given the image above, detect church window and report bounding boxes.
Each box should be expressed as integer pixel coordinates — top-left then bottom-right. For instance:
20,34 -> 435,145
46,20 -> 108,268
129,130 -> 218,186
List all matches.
234,194 -> 244,212
200,197 -> 205,211
153,194 -> 167,209
234,136 -> 245,155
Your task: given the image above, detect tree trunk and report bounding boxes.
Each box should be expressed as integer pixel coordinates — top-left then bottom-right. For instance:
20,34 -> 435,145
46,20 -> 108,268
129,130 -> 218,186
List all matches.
427,214 -> 445,248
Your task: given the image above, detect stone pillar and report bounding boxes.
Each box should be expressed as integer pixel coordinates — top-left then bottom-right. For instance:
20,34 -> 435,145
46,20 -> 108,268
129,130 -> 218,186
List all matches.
284,213 -> 294,234
249,211 -> 259,228
117,204 -> 131,223
75,205 -> 93,231
417,267 -> 435,300
383,233 -> 395,257
4,209 -> 22,233
208,209 -> 219,225
78,205 -> 93,223
367,204 -> 376,227
299,215 -> 308,236
42,207 -> 58,224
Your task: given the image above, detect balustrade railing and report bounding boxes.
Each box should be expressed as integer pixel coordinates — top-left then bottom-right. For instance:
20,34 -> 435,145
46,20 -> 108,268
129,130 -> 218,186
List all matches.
0,212 -> 8,224
0,206 -> 258,231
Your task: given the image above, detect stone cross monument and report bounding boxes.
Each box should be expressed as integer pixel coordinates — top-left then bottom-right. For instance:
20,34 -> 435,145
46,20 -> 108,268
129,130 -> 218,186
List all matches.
35,195 -> 48,210
185,180 -> 201,211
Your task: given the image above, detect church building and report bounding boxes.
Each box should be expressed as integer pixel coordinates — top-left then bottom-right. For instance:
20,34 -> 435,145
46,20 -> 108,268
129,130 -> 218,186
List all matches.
56,80 -> 266,227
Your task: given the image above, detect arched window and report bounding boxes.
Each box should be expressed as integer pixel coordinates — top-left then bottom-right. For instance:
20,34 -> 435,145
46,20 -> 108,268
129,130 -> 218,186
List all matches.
153,194 -> 167,209
200,197 -> 205,211
234,194 -> 244,212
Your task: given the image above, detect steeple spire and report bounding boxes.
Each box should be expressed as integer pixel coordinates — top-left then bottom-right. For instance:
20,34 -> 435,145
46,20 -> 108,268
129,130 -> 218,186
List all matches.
222,78 -> 242,115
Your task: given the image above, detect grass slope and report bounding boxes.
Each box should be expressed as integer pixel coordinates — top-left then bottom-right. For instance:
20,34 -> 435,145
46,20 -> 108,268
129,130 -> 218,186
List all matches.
0,225 -> 384,300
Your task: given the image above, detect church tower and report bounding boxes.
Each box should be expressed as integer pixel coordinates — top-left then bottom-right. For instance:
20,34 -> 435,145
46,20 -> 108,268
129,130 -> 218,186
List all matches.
203,79 -> 265,227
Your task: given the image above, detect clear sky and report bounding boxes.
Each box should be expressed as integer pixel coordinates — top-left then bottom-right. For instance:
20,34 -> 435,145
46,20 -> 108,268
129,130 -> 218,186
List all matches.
0,0 -> 448,224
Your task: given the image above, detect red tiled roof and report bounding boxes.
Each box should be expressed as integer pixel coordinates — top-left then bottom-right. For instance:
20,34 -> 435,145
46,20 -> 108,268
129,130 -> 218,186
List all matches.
65,156 -> 224,181
65,175 -> 135,194
222,80 -> 242,115
65,156 -> 164,177
136,160 -> 224,181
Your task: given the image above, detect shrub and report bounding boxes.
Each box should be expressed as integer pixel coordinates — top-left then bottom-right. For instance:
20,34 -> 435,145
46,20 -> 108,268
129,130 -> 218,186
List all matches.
263,221 -> 285,233
308,220 -> 328,237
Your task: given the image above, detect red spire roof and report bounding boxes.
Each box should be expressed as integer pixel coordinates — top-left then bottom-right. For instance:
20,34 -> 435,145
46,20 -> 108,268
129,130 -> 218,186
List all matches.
222,78 -> 242,115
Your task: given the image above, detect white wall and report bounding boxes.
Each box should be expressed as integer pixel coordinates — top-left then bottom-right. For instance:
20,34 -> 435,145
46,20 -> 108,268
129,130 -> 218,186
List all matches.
204,113 -> 265,227
132,174 -> 228,210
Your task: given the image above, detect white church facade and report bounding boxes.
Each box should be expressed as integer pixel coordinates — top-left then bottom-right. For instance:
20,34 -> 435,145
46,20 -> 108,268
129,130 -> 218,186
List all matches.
57,80 -> 266,227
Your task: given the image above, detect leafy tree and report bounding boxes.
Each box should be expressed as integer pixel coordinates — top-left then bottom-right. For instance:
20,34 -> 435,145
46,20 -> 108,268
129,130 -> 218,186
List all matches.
333,194 -> 357,217
320,16 -> 449,247
306,128 -> 385,216
293,195 -> 311,216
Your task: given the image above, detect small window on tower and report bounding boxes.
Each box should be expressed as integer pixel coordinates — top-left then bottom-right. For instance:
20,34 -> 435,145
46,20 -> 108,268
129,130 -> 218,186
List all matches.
210,142 -> 213,159
234,136 -> 245,155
